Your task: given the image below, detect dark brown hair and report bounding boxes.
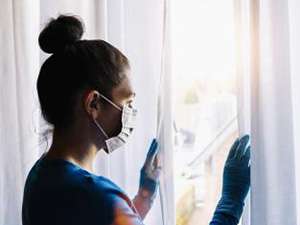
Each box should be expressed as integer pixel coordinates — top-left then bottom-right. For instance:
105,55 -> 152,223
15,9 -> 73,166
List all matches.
37,15 -> 130,130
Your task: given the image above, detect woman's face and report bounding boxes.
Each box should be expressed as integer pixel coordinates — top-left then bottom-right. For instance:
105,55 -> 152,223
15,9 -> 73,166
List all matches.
94,72 -> 136,152
79,69 -> 136,153
110,72 -> 136,111
107,73 -> 136,133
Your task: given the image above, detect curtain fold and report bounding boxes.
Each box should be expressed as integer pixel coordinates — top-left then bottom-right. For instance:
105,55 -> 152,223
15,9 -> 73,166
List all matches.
156,0 -> 175,225
0,1 -> 170,224
234,0 -> 251,223
234,0 -> 300,224
0,0 -> 40,224
289,1 -> 300,223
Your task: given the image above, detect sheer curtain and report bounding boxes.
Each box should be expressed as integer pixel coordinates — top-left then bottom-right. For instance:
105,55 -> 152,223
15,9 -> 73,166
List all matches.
0,1 -> 174,225
156,0 -> 175,225
234,0 -> 300,224
0,1 -> 40,225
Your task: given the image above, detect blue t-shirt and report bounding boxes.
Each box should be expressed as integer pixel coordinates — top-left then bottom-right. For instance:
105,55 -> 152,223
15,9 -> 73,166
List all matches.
22,154 -> 238,225
22,154 -> 144,225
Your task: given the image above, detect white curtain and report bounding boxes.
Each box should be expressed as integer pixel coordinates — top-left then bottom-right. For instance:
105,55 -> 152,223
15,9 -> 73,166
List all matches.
0,1 -> 40,225
156,0 -> 175,225
234,0 -> 300,224
0,1 -> 174,225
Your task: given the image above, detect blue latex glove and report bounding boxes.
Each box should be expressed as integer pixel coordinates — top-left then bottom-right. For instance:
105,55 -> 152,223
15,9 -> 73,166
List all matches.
137,138 -> 162,204
215,134 -> 251,221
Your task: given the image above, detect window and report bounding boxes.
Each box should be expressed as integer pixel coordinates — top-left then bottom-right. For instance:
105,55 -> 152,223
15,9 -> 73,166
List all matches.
171,1 -> 239,224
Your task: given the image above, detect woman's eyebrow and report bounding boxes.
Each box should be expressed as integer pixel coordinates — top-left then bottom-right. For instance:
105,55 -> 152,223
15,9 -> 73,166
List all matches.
128,92 -> 136,98
123,92 -> 135,101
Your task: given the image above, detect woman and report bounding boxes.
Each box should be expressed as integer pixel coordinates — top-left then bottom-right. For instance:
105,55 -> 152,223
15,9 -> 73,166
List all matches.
22,15 -> 250,225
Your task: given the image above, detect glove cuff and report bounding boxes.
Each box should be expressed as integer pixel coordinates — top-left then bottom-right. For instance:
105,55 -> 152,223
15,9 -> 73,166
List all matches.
215,197 -> 245,221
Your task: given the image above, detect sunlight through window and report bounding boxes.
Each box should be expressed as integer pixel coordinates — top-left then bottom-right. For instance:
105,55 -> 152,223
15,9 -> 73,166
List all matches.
171,1 -> 239,224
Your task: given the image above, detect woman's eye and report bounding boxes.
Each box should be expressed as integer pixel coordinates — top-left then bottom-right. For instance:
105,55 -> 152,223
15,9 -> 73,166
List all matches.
127,100 -> 135,108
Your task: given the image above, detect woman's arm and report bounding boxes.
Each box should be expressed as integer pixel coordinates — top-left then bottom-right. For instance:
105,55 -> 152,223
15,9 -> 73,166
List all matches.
132,138 -> 162,221
131,191 -> 154,221
209,134 -> 251,225
110,194 -> 146,225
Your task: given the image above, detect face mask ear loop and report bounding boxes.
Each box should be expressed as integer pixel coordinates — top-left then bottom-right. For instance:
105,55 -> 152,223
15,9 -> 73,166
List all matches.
93,117 -> 112,178
99,93 -> 122,111
93,118 -> 109,139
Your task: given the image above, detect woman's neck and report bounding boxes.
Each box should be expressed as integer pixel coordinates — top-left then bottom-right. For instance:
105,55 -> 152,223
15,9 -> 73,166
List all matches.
45,127 -> 99,173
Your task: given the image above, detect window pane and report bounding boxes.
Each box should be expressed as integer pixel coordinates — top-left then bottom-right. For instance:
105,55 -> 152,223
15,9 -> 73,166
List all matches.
171,1 -> 239,224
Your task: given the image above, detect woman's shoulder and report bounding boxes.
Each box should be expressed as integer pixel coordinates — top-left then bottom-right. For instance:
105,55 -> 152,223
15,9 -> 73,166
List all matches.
26,154 -> 128,197
23,155 -> 137,225
82,173 -> 125,195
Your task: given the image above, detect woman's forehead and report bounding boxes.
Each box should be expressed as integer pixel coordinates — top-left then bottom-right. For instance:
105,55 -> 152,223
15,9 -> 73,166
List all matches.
112,75 -> 136,101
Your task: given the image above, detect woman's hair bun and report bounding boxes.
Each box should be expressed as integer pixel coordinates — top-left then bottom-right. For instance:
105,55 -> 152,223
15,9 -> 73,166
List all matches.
39,15 -> 84,54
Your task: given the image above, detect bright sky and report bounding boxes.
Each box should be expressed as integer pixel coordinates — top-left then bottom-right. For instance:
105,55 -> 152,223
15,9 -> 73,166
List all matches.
171,0 -> 237,164
171,0 -> 235,84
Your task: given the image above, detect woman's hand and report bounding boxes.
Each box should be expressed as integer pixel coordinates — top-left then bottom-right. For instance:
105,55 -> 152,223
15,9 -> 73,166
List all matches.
137,138 -> 162,203
215,134 -> 251,221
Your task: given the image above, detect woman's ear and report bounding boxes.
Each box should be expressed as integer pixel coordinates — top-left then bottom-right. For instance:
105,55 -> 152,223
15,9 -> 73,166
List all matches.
83,90 -> 101,119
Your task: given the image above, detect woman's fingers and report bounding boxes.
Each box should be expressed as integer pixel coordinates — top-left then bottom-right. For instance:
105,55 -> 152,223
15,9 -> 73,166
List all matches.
242,146 -> 251,165
227,138 -> 240,159
146,139 -> 157,159
142,139 -> 162,178
144,139 -> 159,168
235,134 -> 250,159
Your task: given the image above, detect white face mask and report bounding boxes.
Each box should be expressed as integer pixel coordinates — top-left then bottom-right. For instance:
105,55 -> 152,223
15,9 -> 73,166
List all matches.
93,93 -> 137,154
